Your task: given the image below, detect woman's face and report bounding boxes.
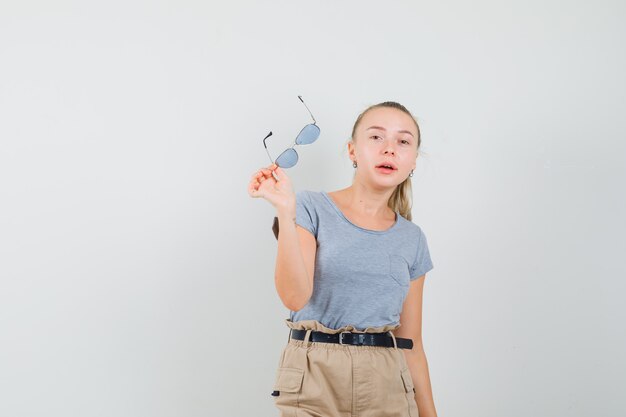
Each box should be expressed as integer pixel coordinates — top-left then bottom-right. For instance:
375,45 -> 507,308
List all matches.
349,107 -> 418,188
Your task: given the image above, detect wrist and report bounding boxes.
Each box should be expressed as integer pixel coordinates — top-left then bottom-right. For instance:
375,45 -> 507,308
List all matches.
276,210 -> 296,223
276,201 -> 296,219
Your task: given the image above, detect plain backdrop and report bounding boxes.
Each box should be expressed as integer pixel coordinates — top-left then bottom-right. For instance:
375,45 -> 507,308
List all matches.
1,1 -> 625,416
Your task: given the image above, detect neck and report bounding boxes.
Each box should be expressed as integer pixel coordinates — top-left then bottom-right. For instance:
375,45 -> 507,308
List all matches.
342,184 -> 395,218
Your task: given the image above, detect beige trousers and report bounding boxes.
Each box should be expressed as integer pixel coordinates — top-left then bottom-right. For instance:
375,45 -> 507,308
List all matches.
271,319 -> 419,417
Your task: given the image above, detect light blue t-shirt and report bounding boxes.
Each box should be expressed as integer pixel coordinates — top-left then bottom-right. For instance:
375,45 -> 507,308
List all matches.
289,190 -> 434,331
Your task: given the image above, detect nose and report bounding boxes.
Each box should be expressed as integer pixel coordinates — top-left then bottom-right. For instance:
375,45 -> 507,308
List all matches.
383,143 -> 396,155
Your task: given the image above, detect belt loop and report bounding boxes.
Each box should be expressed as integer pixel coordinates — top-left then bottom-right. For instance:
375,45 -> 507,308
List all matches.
388,330 -> 407,370
303,329 -> 312,345
388,331 -> 399,350
292,328 -> 312,372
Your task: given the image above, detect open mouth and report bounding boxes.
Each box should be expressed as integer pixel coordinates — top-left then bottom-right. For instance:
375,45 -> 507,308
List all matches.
376,164 -> 397,173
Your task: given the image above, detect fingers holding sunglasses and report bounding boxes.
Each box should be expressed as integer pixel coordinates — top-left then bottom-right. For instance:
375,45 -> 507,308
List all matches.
250,166 -> 275,183
248,165 -> 278,197
259,164 -> 277,178
248,165 -> 297,217
269,166 -> 283,181
248,175 -> 269,197
248,170 -> 263,197
256,164 -> 278,184
263,165 -> 277,177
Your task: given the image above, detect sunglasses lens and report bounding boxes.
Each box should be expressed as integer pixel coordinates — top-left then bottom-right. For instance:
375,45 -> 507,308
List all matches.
295,124 -> 320,145
276,148 -> 298,168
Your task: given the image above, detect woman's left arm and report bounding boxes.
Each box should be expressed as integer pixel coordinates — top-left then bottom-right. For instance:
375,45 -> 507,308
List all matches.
392,275 -> 438,417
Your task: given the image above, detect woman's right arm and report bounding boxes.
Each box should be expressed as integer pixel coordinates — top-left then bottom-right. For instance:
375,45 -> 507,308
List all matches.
274,210 -> 316,311
248,164 -> 316,312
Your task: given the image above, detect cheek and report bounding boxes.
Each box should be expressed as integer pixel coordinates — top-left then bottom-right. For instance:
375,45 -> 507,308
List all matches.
403,147 -> 418,158
398,152 -> 417,166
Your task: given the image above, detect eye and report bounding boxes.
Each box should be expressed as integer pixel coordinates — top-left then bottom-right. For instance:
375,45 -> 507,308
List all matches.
401,139 -> 410,145
370,135 -> 382,140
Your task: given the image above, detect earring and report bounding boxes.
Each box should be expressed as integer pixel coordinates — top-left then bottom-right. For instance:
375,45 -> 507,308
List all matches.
409,170 -> 414,177
353,161 -> 357,168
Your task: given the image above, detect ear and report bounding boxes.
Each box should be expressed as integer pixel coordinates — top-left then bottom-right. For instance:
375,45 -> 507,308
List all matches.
347,140 -> 356,161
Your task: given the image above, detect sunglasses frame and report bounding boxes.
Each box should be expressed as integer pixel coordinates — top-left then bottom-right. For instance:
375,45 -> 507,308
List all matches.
262,95 -> 319,168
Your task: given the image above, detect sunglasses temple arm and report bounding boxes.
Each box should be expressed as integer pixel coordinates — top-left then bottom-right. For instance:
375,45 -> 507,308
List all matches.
263,131 -> 277,165
298,95 -> 316,124
264,147 -> 276,166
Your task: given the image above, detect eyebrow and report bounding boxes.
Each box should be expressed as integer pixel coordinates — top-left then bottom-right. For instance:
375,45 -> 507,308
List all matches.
366,125 -> 414,138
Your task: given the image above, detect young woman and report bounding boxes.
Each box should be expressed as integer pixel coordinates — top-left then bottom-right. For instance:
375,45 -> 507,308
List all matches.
248,101 -> 437,417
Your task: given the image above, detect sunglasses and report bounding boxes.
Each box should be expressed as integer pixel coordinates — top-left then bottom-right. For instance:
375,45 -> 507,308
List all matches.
262,95 -> 320,168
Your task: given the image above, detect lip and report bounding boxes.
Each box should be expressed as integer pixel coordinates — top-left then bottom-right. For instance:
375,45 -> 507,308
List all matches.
375,166 -> 397,175
376,161 -> 398,170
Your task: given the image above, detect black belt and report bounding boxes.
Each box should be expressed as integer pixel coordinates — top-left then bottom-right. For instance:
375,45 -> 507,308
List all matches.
289,329 -> 413,350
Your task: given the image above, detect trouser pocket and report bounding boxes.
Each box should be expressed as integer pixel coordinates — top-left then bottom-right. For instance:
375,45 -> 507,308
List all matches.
400,367 -> 419,416
271,367 -> 304,415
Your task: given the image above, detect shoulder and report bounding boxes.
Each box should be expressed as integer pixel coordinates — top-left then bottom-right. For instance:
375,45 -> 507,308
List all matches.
294,190 -> 324,237
296,189 -> 323,197
396,215 -> 428,240
296,189 -> 312,199
296,189 -> 324,205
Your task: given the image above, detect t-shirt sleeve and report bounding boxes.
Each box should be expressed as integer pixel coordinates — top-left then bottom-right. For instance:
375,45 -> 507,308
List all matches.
271,191 -> 318,240
295,190 -> 318,237
409,227 -> 434,280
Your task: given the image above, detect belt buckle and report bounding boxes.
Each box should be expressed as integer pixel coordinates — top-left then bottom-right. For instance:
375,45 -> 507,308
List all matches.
338,331 -> 352,345
339,332 -> 366,346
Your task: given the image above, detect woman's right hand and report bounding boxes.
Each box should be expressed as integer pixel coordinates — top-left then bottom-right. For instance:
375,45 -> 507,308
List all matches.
248,163 -> 296,215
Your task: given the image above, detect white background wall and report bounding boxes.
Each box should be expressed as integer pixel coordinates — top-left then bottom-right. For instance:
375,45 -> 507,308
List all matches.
1,1 -> 624,416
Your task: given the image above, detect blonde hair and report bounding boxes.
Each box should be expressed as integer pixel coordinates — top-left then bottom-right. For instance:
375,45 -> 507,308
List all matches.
350,101 -> 422,222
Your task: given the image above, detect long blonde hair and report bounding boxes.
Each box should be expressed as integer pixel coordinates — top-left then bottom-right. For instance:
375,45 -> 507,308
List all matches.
350,101 -> 422,222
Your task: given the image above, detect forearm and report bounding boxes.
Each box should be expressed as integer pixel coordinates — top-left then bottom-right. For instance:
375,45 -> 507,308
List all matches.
274,212 -> 312,310
404,348 -> 437,417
